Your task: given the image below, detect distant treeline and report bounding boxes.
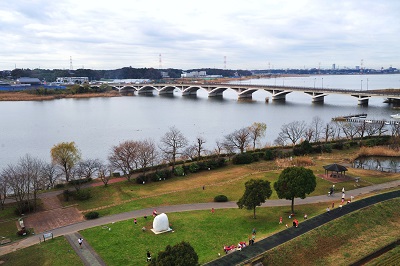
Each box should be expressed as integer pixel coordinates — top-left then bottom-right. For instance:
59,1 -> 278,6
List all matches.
1,67 -> 252,82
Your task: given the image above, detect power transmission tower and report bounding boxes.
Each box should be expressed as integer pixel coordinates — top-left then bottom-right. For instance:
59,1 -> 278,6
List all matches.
159,54 -> 162,69
70,56 -> 73,71
224,56 -> 226,70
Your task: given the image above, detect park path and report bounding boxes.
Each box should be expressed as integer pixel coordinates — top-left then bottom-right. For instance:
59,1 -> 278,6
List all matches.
1,179 -> 399,259
65,232 -> 106,266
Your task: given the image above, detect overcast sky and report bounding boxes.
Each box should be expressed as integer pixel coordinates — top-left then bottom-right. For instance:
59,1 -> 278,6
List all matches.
1,0 -> 399,70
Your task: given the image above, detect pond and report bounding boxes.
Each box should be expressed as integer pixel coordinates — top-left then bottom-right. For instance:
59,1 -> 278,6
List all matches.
353,156 -> 400,173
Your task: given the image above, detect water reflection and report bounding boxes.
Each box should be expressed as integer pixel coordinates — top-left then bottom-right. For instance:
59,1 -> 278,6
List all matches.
353,156 -> 400,172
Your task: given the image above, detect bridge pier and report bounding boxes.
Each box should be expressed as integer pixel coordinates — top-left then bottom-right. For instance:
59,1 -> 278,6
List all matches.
305,92 -> 327,103
352,95 -> 370,105
265,89 -> 292,101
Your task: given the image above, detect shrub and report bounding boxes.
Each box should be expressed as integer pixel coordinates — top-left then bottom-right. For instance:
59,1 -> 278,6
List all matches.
214,195 -> 228,202
136,175 -> 149,184
174,166 -> 185,176
322,144 -> 332,153
85,211 -> 99,220
14,201 -> 35,215
54,183 -> 65,189
69,177 -> 92,186
188,163 -> 200,173
264,150 -> 275,160
333,141 -> 344,150
63,189 -> 72,201
75,190 -> 91,201
232,153 -> 254,164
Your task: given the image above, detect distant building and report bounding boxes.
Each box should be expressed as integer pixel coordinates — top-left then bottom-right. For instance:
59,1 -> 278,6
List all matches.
55,77 -> 88,85
161,71 -> 169,78
181,71 -> 207,78
17,77 -> 41,85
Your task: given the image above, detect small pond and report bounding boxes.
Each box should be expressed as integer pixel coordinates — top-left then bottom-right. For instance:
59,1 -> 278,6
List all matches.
353,156 -> 400,173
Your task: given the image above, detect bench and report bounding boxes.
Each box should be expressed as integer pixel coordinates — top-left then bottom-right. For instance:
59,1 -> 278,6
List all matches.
0,238 -> 11,245
42,232 -> 53,242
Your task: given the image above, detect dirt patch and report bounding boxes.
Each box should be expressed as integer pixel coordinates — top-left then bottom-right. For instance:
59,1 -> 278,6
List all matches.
24,207 -> 84,233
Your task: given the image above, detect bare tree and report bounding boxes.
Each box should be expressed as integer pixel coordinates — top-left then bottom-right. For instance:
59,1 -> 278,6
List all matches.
248,122 -> 267,150
41,162 -> 61,189
214,139 -> 224,157
340,122 -> 359,140
310,116 -> 324,142
323,122 -> 337,142
274,133 -> 287,146
183,145 -> 197,161
194,136 -> 206,160
108,140 -> 140,181
0,174 -> 7,210
159,126 -> 188,172
137,139 -> 158,176
1,154 -> 44,214
279,121 -> 307,145
97,162 -> 113,186
79,159 -> 102,179
223,127 -> 251,153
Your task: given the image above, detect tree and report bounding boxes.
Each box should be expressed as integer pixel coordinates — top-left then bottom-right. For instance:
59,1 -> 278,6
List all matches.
223,127 -> 251,153
108,140 -> 139,181
310,116 -> 324,142
278,121 -> 307,145
50,142 -> 81,182
0,174 -> 7,210
194,136 -> 206,160
237,179 -> 272,219
97,162 -> 112,186
274,166 -> 316,214
150,241 -> 198,266
159,126 -> 188,172
41,162 -> 61,189
137,139 -> 158,176
248,122 -> 267,150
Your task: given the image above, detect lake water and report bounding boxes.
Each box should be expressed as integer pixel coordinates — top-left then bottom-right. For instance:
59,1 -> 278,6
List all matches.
1,74 -> 400,169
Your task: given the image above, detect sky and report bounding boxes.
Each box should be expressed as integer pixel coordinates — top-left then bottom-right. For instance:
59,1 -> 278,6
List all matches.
1,0 -> 399,71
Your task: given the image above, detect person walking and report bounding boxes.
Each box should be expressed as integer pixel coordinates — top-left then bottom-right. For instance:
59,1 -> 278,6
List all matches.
146,251 -> 152,262
279,217 -> 283,224
327,207 -> 330,214
78,237 -> 83,249
134,218 -> 137,225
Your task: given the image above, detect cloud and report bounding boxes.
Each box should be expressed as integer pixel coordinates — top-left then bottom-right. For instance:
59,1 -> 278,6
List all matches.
0,0 -> 399,70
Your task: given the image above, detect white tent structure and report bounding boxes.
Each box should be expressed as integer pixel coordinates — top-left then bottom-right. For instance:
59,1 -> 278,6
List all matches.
151,213 -> 172,234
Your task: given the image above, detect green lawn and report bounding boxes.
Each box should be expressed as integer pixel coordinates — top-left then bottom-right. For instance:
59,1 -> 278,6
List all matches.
80,203 -> 327,266
0,236 -> 83,266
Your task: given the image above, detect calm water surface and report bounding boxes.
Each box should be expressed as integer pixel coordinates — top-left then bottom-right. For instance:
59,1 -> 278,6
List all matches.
1,74 -> 399,169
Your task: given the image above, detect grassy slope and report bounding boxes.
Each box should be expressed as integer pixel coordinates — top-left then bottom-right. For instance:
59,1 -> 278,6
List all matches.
259,198 -> 400,266
0,237 -> 83,266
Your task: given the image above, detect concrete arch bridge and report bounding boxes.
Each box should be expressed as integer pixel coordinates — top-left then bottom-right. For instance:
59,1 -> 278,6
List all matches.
90,83 -> 400,105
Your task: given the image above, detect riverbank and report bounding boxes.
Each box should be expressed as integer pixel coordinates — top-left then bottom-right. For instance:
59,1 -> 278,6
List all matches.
0,91 -> 120,101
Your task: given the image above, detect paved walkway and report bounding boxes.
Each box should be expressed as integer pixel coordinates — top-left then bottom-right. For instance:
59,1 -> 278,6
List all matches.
0,179 -> 399,262
65,232 -> 106,266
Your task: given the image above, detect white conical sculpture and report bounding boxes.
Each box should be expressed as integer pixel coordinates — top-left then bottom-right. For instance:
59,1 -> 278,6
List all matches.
151,213 -> 172,234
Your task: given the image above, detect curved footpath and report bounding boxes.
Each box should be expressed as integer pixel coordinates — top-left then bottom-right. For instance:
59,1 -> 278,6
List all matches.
1,180 -> 400,262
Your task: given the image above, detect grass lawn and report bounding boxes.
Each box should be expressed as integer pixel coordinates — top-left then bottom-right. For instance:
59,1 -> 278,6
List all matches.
365,245 -> 400,266
55,150 -> 400,218
0,236 -> 83,266
80,203 -> 327,266
259,198 -> 400,266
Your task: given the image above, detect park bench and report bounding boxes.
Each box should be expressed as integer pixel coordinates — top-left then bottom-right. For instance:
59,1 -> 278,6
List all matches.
42,232 -> 53,242
16,217 -> 27,236
0,238 -> 11,245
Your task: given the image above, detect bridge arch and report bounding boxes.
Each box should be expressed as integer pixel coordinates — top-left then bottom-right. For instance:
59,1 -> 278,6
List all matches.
182,86 -> 207,96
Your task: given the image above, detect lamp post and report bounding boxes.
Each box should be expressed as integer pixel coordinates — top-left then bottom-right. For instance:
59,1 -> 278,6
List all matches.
322,78 -> 324,89
361,80 -> 363,91
367,78 -> 369,90
314,78 -> 316,89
